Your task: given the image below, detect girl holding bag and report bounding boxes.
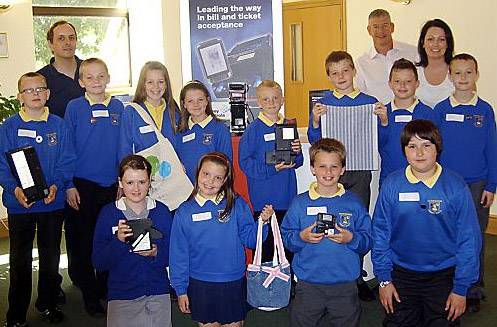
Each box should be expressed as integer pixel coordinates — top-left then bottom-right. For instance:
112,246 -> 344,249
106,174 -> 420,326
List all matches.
118,61 -> 192,210
169,152 -> 273,327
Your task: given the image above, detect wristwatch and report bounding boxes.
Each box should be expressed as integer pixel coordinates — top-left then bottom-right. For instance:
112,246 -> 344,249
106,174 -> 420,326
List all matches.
379,281 -> 392,288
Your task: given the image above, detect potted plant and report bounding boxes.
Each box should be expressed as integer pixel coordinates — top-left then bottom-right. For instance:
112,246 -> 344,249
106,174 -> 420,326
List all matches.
0,93 -> 21,123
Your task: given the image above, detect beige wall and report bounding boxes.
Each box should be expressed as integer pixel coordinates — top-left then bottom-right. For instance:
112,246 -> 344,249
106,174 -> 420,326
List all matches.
345,0 -> 497,214
0,0 -> 36,97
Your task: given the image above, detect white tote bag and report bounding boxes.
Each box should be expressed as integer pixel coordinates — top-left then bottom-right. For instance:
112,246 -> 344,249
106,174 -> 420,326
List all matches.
129,103 -> 193,210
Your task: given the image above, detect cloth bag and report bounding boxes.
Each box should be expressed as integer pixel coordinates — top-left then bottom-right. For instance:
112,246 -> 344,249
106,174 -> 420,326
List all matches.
247,214 -> 291,310
129,103 -> 193,210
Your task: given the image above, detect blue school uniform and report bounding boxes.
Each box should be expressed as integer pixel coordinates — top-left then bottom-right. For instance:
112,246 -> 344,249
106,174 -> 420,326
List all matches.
434,95 -> 497,193
169,194 -> 267,296
118,101 -> 180,161
281,183 -> 371,285
92,197 -> 172,301
372,165 -> 481,296
239,113 -> 303,211
307,89 -> 377,144
64,94 -> 123,187
378,99 -> 436,185
0,108 -> 74,213
175,116 -> 233,183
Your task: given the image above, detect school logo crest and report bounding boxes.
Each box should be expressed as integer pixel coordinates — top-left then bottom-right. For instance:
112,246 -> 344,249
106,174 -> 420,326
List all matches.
203,133 -> 214,145
46,132 -> 57,146
427,200 -> 442,215
338,213 -> 352,228
474,115 -> 483,128
110,114 -> 120,125
217,209 -> 231,223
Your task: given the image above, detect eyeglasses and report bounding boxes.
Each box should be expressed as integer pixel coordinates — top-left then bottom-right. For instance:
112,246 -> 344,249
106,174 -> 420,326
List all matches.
21,87 -> 48,94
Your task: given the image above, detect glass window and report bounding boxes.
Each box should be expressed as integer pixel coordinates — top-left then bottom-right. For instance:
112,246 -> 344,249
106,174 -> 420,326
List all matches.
32,1 -> 131,88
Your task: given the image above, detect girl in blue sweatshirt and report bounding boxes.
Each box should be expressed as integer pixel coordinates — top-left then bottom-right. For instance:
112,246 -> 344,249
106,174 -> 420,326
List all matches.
93,155 -> 173,327
175,81 -> 233,183
118,61 -> 181,160
170,152 -> 272,326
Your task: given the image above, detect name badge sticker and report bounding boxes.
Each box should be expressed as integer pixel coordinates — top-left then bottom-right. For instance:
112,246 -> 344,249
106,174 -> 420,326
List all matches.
446,114 -> 464,122
306,206 -> 327,215
183,133 -> 196,143
264,133 -> 275,142
399,192 -> 420,202
139,125 -> 154,134
17,129 -> 37,138
395,115 -> 412,123
192,212 -> 212,222
92,110 -> 109,118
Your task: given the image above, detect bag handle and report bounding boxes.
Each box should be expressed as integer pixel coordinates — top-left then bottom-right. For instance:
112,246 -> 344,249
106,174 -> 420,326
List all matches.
252,213 -> 288,267
128,103 -> 167,142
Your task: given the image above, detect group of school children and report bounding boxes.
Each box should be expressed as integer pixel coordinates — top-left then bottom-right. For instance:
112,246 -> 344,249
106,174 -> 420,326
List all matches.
0,19 -> 495,327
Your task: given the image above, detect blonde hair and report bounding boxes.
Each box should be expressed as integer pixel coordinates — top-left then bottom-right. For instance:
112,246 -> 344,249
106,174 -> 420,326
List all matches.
256,80 -> 282,97
133,61 -> 180,134
79,58 -> 109,79
18,72 -> 47,93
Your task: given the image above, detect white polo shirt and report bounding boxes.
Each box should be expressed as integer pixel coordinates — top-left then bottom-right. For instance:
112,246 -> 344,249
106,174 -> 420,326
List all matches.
355,40 -> 418,104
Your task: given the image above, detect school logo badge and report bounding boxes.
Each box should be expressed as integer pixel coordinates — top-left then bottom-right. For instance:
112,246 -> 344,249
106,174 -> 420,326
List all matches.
427,200 -> 442,215
474,115 -> 483,128
217,209 -> 230,222
203,133 -> 213,145
338,213 -> 352,227
110,114 -> 120,125
46,132 -> 57,146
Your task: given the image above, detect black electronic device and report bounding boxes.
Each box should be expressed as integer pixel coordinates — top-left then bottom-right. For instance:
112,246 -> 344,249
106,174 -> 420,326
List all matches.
315,213 -> 337,235
196,38 -> 232,84
6,146 -> 49,203
229,82 -> 249,135
125,219 -> 163,252
265,122 -> 298,165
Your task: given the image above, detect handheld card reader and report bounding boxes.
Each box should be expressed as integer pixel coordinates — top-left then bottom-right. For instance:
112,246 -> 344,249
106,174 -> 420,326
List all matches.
125,219 -> 163,252
316,213 -> 337,236
6,146 -> 49,203
265,120 -> 298,165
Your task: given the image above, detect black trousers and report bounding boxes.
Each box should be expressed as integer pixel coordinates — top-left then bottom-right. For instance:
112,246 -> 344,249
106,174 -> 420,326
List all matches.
467,180 -> 489,299
64,178 -> 117,304
6,210 -> 64,323
384,265 -> 460,327
253,210 -> 294,264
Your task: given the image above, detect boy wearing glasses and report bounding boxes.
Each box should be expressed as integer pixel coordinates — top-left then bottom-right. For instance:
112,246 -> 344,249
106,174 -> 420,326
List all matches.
0,72 -> 74,326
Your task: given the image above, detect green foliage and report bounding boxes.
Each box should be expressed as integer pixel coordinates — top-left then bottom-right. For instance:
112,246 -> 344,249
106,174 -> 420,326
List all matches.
32,0 -> 125,69
0,94 -> 21,123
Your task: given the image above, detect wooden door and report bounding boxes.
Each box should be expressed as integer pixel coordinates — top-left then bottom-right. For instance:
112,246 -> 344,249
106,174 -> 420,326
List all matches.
283,0 -> 345,127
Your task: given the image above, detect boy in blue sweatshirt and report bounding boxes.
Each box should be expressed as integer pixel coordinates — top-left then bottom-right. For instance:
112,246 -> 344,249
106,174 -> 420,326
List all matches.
0,72 -> 75,326
239,80 -> 303,263
374,58 -> 437,186
64,58 -> 123,316
281,138 -> 371,327
307,51 -> 377,300
434,53 -> 497,313
372,119 -> 481,326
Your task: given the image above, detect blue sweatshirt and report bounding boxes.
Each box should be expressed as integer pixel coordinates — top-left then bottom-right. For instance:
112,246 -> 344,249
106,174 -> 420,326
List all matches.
175,116 -> 233,183
0,110 -> 75,214
434,96 -> 497,193
92,197 -> 172,301
372,165 -> 481,296
64,95 -> 123,187
378,100 -> 437,185
281,183 -> 371,285
307,90 -> 377,144
169,195 -> 267,296
118,102 -> 180,161
239,114 -> 303,211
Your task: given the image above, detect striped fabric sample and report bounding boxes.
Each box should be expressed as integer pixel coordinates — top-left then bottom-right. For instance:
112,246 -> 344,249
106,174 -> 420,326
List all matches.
320,104 -> 379,170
